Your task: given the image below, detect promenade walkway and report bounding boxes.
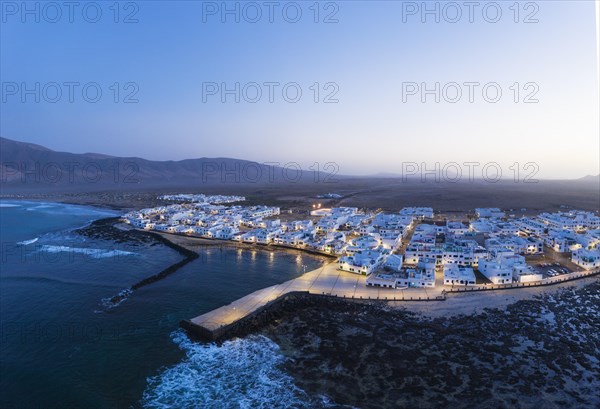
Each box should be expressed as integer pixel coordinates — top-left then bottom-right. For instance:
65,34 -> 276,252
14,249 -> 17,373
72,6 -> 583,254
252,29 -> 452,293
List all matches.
190,262 -> 443,331
188,263 -> 598,336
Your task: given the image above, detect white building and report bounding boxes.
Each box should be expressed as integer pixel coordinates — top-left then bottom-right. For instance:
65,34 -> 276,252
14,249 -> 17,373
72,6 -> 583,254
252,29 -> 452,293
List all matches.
513,217 -> 547,236
396,258 -> 436,288
443,264 -> 476,286
545,231 -> 581,253
515,270 -> 543,283
447,221 -> 468,236
400,207 -> 434,219
478,252 -> 531,284
475,208 -> 505,219
574,232 -> 600,250
338,249 -> 385,275
485,236 -> 543,255
571,248 -> 600,270
256,228 -> 282,244
470,219 -> 494,233
384,254 -> 404,271
478,261 -> 512,284
539,211 -> 600,231
366,273 -> 399,289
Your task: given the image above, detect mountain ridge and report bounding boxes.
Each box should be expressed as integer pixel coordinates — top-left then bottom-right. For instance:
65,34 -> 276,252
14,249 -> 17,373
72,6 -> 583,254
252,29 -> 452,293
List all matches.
1,137 -> 598,192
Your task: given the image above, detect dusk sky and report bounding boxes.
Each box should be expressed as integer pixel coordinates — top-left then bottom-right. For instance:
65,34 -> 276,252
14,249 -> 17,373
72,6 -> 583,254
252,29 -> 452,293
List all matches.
1,1 -> 598,179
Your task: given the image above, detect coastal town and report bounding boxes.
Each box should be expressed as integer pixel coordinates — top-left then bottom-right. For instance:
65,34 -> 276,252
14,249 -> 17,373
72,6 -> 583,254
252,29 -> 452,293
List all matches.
122,194 -> 600,290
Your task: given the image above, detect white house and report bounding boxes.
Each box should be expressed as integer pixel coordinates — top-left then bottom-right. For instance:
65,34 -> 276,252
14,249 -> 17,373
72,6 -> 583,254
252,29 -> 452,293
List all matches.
350,234 -> 381,250
215,226 -> 239,240
470,219 -> 494,233
478,252 -> 529,284
256,228 -> 282,244
396,259 -> 436,288
447,221 -> 469,236
515,270 -> 543,283
571,248 -> 600,270
443,264 -> 476,286
545,231 -> 581,253
485,236 -> 543,255
574,232 -> 600,250
338,249 -> 385,275
478,261 -> 512,284
475,208 -> 505,219
366,273 -> 399,289
400,207 -> 434,219
384,254 -> 404,271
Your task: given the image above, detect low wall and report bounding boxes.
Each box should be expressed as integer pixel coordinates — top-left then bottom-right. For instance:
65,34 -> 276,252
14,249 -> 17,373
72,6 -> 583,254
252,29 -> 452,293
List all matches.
315,291 -> 446,302
445,269 -> 599,293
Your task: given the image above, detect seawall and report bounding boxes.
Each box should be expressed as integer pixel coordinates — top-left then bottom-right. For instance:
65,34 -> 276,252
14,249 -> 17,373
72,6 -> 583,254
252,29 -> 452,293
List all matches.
181,291 -> 387,342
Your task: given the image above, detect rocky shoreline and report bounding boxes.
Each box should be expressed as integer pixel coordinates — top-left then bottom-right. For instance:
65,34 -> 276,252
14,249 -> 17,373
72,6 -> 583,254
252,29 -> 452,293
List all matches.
259,280 -> 600,409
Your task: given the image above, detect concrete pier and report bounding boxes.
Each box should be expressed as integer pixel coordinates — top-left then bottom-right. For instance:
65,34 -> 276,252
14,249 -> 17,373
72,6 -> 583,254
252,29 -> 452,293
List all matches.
182,262 -> 443,341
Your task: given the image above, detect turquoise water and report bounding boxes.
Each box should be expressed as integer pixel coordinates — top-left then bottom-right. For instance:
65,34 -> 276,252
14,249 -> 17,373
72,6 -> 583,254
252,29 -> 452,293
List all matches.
0,201 -> 328,408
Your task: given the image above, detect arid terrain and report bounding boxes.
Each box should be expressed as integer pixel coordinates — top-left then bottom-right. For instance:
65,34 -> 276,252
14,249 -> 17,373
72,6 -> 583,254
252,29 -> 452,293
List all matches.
3,136 -> 598,213
2,177 -> 599,215
264,280 -> 600,409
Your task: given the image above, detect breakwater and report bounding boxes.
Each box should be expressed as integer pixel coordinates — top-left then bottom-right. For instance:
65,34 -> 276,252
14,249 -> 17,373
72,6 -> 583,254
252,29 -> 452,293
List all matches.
89,218 -> 199,308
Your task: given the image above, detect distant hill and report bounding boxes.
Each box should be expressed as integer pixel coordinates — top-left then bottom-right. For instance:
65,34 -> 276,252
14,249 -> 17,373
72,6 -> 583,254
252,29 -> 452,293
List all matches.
0,137 -> 327,191
577,174 -> 600,183
1,137 -> 598,195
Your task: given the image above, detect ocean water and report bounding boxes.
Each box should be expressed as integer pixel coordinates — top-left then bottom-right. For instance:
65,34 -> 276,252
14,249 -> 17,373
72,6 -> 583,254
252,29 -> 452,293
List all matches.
0,201 -> 328,409
142,332 -> 340,409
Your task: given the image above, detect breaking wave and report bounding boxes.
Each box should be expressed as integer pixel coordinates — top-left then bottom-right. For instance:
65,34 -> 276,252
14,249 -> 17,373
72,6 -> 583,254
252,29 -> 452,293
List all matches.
141,331 -> 342,409
40,245 -> 135,259
17,237 -> 39,245
25,204 -> 55,210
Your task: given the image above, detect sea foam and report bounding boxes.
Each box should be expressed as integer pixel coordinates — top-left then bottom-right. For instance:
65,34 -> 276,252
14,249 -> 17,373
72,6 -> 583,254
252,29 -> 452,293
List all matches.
40,245 -> 135,259
17,237 -> 39,245
141,331 -> 340,409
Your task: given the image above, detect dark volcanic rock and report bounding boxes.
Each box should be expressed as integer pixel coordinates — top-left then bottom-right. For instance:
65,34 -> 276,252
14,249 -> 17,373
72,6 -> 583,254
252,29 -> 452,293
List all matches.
263,281 -> 600,409
75,217 -> 160,245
